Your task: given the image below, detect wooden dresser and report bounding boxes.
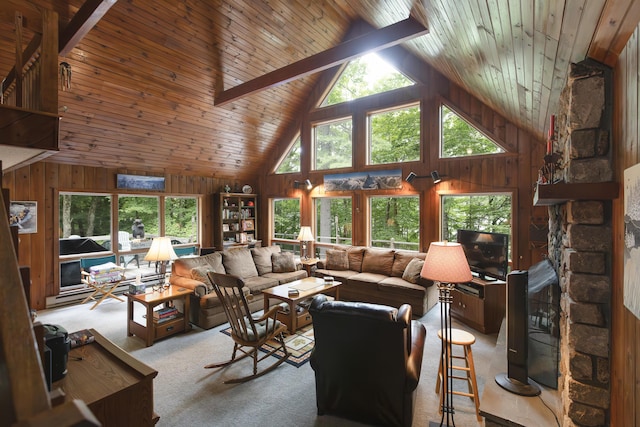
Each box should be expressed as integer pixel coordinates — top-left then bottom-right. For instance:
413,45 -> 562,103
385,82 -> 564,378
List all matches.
53,329 -> 159,426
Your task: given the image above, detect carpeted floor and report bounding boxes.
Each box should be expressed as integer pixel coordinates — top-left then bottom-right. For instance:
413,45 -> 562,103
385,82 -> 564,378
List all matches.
221,323 -> 315,368
37,298 -> 499,426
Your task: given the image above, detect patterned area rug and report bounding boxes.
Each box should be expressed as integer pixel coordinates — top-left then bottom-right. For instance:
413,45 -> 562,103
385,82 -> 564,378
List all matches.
221,324 -> 314,368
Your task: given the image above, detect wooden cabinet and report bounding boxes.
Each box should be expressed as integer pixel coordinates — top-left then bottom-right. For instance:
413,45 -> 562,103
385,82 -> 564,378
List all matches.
213,192 -> 258,250
450,278 -> 506,334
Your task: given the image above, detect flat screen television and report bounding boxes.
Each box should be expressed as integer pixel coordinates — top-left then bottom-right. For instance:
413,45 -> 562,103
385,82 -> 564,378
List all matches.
456,229 -> 509,281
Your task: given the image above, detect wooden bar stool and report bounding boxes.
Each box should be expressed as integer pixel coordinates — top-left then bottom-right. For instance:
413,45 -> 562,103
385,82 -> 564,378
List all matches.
435,328 -> 481,421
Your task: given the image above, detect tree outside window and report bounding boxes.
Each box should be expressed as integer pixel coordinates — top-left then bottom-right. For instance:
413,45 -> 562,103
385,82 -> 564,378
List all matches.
272,198 -> 301,252
441,105 -> 504,158
165,196 -> 198,244
313,118 -> 353,170
59,193 -> 111,242
369,104 -> 420,164
275,134 -> 301,174
314,197 -> 352,247
118,195 -> 159,250
369,195 -> 420,250
441,193 -> 512,258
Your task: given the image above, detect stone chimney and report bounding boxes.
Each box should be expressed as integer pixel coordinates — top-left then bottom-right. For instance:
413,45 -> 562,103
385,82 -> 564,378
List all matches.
547,60 -> 612,426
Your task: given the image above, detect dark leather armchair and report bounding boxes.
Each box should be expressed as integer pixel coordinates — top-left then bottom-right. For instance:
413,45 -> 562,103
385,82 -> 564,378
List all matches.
309,294 -> 427,427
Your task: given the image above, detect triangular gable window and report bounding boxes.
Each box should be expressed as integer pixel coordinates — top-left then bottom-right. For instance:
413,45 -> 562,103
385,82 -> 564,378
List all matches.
275,134 -> 301,174
441,105 -> 504,158
320,53 -> 415,107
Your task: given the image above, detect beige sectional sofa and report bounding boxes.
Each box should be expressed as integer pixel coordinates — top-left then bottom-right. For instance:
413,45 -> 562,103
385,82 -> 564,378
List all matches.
314,246 -> 438,316
169,246 -> 307,329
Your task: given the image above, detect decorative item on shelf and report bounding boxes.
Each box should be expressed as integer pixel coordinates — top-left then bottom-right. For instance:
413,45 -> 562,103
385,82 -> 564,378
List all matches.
144,237 -> 178,280
242,184 -> 253,194
297,226 -> 314,260
224,184 -> 231,193
420,241 -> 473,427
539,114 -> 562,185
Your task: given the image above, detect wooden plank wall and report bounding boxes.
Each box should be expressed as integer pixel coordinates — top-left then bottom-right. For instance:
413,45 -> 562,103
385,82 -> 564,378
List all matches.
2,164 -> 223,310
260,64 -> 549,269
612,23 -> 640,427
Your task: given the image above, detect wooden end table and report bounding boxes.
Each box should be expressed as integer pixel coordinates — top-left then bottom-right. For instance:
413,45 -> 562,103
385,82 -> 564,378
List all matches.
262,277 -> 341,333
300,257 -> 320,276
126,285 -> 194,346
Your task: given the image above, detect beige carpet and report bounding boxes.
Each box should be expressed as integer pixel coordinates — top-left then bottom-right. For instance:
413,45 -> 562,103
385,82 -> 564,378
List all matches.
37,298 -> 499,426
221,323 -> 315,367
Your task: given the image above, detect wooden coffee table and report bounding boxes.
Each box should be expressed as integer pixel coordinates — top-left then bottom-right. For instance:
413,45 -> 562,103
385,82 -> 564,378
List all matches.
262,277 -> 341,333
126,285 -> 194,346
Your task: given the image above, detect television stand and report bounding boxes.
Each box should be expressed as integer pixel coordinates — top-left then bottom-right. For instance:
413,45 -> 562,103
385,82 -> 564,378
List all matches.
451,277 -> 506,334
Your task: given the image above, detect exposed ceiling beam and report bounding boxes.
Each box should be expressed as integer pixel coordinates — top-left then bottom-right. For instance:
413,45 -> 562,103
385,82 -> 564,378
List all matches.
60,0 -> 118,56
1,0 -> 117,93
214,16 -> 429,107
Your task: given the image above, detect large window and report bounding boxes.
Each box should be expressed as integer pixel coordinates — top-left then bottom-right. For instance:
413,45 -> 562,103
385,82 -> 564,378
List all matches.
368,103 -> 420,164
165,197 -> 198,244
59,193 -> 112,246
441,193 -> 512,257
314,197 -> 352,246
369,195 -> 420,250
275,134 -> 301,174
271,198 -> 301,252
118,195 -> 159,252
441,105 -> 504,158
313,118 -> 353,170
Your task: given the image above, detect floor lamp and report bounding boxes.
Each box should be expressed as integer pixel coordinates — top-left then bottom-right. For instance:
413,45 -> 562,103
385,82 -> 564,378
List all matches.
421,241 -> 473,427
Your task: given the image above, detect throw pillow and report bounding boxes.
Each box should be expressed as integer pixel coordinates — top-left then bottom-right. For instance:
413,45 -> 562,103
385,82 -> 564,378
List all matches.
190,267 -> 215,292
251,246 -> 281,275
222,248 -> 259,278
325,249 -> 349,271
402,258 -> 425,284
271,252 -> 297,273
361,249 -> 395,276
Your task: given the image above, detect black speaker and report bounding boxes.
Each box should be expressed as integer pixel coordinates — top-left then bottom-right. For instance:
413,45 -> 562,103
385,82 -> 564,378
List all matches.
495,270 -> 540,396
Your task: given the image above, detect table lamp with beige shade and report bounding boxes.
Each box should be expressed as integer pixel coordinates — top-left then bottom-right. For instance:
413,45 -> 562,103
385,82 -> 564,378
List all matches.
144,236 -> 178,287
297,226 -> 314,260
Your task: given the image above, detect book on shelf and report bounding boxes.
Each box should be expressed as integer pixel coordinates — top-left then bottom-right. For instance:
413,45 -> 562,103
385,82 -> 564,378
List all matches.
153,307 -> 178,319
154,313 -> 181,323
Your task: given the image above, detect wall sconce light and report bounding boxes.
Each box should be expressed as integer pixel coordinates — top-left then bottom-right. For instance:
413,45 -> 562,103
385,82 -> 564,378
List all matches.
405,171 -> 445,184
294,179 -> 313,190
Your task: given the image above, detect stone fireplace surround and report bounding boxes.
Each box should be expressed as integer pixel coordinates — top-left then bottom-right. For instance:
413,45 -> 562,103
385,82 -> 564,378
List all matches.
547,59 -> 613,427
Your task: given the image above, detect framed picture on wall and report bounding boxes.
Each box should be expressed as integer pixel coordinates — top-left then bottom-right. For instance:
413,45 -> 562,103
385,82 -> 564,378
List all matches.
116,174 -> 165,191
624,163 -> 640,320
9,201 -> 37,234
242,219 -> 254,231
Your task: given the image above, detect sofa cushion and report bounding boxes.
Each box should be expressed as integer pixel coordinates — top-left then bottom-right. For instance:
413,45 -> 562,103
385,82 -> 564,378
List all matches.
251,246 -> 281,275
391,251 -> 424,277
190,267 -> 216,292
361,248 -> 395,276
263,269 -> 307,284
272,252 -> 296,273
314,268 -> 359,282
402,258 -> 425,284
347,246 -> 366,272
243,275 -> 279,293
222,248 -> 259,278
172,251 -> 225,278
326,249 -> 349,270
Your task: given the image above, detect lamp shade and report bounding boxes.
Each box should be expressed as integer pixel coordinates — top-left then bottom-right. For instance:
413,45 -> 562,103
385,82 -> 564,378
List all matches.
144,236 -> 178,262
297,226 -> 314,241
421,241 -> 472,283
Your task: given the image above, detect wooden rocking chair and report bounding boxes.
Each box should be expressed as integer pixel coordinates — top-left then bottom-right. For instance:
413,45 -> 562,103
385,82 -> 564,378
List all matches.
205,272 -> 290,384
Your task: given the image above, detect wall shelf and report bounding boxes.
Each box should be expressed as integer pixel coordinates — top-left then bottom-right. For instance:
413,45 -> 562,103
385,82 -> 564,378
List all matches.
533,182 -> 619,206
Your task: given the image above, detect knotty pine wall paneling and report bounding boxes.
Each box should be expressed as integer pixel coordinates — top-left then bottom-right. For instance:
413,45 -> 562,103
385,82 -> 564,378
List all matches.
2,163 -> 228,310
612,24 -> 640,427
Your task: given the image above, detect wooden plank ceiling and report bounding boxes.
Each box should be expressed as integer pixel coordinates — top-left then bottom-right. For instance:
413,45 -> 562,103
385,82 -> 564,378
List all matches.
0,0 -> 638,182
